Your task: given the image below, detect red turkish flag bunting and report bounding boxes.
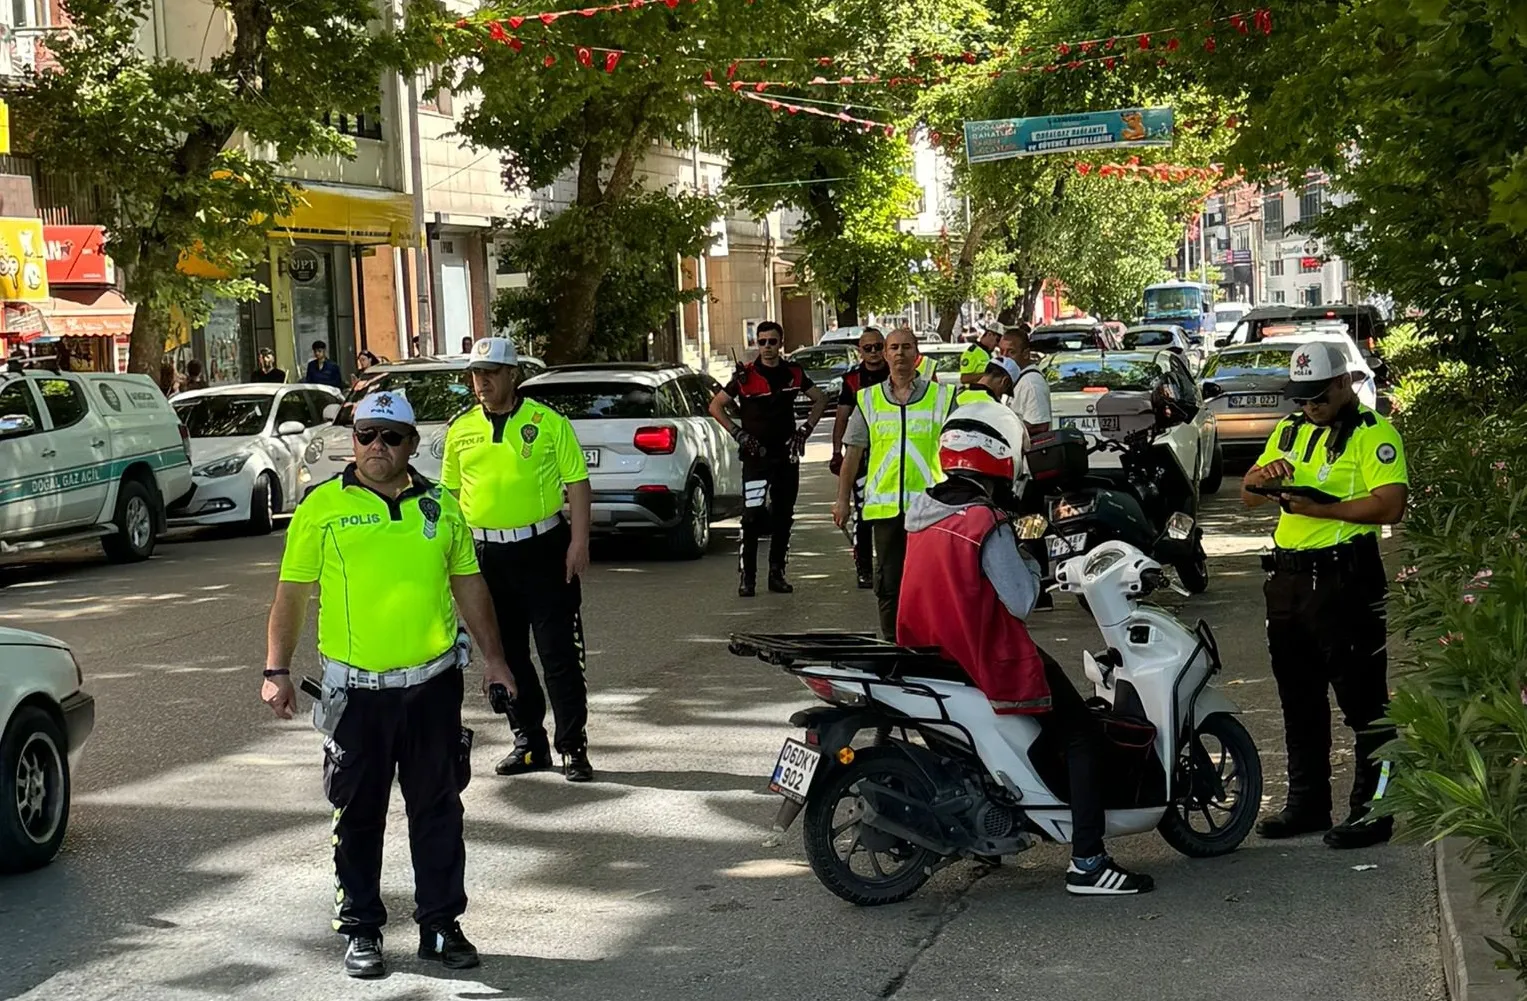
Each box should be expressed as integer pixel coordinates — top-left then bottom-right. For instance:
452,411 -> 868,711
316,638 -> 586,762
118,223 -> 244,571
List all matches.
604,50 -> 622,72
509,37 -> 523,51
1076,162 -> 1092,175
754,82 -> 768,92
1203,36 -> 1216,52
539,12 -> 558,24
488,20 -> 507,41
1138,33 -> 1150,49
575,46 -> 593,67
543,54 -> 556,66
507,15 -> 524,28
726,60 -> 739,78
1166,37 -> 1180,51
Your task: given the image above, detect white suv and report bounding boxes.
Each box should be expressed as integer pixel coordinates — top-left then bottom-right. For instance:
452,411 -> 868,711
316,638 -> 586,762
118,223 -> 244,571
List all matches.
0,370 -> 193,562
521,364 -> 743,558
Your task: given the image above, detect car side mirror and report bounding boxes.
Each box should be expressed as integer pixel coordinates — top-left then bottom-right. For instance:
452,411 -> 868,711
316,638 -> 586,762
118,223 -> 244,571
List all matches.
0,413 -> 36,439
276,420 -> 307,436
1201,381 -> 1223,400
322,404 -> 340,421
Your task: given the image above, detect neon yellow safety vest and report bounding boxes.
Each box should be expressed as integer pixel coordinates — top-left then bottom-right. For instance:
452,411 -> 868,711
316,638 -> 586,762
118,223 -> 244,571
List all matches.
955,387 -> 993,406
916,355 -> 936,381
858,380 -> 956,520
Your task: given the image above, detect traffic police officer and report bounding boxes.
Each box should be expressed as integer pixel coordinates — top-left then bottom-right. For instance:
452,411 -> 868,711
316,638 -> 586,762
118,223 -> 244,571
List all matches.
959,321 -> 1002,386
707,320 -> 829,597
1242,341 -> 1408,850
830,327 -> 889,588
261,391 -> 514,978
954,356 -> 1021,407
834,327 -> 956,639
442,337 -> 596,782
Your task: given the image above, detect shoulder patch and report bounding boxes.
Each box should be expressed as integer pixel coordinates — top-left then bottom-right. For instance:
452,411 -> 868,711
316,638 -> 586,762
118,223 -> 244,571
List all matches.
1376,442 -> 1398,464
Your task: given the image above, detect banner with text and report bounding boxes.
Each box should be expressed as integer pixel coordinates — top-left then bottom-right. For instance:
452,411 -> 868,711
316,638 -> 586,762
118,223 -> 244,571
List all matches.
963,107 -> 1174,163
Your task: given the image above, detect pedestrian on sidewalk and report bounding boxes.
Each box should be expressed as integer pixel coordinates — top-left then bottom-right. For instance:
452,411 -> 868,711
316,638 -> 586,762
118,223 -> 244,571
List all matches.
830,327 -> 889,589
442,337 -> 596,782
303,340 -> 344,389
833,327 -> 955,639
1242,340 -> 1408,849
260,390 -> 515,978
707,320 -> 828,597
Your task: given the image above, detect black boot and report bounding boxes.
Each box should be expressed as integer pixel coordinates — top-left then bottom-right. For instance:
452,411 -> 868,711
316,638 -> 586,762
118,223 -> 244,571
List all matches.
738,533 -> 757,597
344,934 -> 385,978
768,567 -> 793,593
1255,807 -> 1332,840
495,740 -> 553,776
418,921 -> 480,969
1325,807 -> 1393,849
563,747 -> 594,783
738,572 -> 756,598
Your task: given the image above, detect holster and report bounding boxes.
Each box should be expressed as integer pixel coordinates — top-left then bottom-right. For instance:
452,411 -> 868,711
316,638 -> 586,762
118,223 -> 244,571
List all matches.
312,683 -> 350,737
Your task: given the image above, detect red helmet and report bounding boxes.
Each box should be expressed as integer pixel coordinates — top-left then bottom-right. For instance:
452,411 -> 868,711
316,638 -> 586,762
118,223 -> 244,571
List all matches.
937,400 -> 1028,487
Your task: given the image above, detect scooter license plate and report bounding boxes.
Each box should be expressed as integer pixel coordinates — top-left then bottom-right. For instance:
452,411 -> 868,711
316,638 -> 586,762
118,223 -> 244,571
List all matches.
1047,532 -> 1088,558
769,738 -> 822,804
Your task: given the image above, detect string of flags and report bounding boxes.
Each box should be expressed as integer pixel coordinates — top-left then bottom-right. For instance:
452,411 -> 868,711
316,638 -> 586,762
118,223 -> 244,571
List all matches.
1075,158 -> 1225,183
709,85 -> 898,135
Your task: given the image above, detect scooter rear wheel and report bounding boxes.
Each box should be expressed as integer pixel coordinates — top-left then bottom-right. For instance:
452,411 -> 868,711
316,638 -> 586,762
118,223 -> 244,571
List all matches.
802,748 -> 940,906
1159,713 -> 1262,858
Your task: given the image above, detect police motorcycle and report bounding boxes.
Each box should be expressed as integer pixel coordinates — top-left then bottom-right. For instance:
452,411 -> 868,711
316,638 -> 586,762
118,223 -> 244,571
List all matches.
1026,384 -> 1210,593
731,541 -> 1260,906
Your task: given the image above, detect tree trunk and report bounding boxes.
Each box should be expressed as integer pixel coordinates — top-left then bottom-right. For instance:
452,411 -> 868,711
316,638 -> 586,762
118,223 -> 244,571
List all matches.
546,266 -> 603,365
935,209 -> 999,339
127,298 -> 173,381
836,264 -> 860,326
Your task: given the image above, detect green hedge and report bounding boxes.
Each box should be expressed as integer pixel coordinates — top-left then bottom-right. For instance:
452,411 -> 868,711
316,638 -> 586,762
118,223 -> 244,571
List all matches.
1379,335 -> 1527,980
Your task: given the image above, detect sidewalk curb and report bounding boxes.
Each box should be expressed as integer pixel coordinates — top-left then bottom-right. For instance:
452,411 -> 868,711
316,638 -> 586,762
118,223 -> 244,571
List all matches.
1436,836 -> 1519,1001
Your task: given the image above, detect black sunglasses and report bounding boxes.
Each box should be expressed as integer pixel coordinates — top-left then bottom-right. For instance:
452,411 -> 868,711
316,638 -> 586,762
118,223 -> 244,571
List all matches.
757,337 -> 781,346
861,343 -> 884,353
355,428 -> 411,448
1292,388 -> 1332,406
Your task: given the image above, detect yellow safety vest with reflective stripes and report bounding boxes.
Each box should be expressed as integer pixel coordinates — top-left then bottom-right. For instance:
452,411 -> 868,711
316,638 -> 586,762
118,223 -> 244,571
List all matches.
916,355 -> 936,382
858,380 -> 956,521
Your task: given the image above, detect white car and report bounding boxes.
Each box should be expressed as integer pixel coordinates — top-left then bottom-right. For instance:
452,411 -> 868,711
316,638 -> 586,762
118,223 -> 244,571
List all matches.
1256,327 -> 1379,410
169,383 -> 344,533
521,364 -> 743,559
0,369 -> 193,562
1041,349 -> 1222,490
916,342 -> 972,384
1213,301 -> 1253,342
0,627 -> 93,872
298,358 -> 476,492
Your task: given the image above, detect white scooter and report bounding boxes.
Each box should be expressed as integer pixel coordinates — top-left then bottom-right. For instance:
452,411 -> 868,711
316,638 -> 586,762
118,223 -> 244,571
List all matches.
731,539 -> 1261,906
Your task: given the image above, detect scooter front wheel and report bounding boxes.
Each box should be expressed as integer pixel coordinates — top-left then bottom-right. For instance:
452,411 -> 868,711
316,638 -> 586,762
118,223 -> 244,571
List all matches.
1159,713 -> 1262,858
802,748 -> 940,906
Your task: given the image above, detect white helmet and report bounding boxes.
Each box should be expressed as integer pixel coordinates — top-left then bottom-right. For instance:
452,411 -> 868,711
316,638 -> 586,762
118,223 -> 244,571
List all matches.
938,399 -> 1029,488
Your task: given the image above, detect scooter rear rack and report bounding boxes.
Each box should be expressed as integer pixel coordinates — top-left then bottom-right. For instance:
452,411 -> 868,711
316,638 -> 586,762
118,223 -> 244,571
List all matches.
728,630 -> 959,678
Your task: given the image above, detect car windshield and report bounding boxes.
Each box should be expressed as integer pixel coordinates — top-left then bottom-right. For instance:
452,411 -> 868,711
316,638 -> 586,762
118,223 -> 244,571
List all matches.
1143,287 -> 1201,318
924,351 -> 965,373
1215,306 -> 1247,325
523,381 -> 657,419
789,347 -> 853,372
334,369 -> 473,425
173,395 -> 271,437
1032,331 -> 1098,352
1201,347 -> 1295,379
1046,358 -> 1161,392
1123,329 -> 1175,348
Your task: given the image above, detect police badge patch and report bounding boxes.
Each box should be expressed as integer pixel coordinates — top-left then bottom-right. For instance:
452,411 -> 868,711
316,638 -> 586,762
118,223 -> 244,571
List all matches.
521,423 -> 539,445
419,496 -> 441,539
1376,442 -> 1397,464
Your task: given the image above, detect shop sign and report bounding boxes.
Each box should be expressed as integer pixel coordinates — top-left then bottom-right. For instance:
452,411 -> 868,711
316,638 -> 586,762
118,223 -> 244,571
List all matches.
1300,256 -> 1324,270
0,218 -> 49,302
44,225 -> 114,286
288,247 -> 324,286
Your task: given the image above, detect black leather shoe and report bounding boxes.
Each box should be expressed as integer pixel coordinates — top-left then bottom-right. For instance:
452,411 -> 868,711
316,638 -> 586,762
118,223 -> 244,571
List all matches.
418,921 -> 480,970
768,569 -> 793,593
563,748 -> 594,783
1255,808 -> 1332,840
738,575 -> 755,598
494,747 -> 552,776
1324,810 -> 1393,850
856,572 -> 873,589
344,934 -> 385,978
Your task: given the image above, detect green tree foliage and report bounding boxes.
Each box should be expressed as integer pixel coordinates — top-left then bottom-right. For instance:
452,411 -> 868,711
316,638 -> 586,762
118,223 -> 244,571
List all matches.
493,191 -> 716,359
13,0 -> 408,375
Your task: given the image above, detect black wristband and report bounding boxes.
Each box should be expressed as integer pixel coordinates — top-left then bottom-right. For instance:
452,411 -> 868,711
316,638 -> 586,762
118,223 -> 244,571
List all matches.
263,668 -> 291,679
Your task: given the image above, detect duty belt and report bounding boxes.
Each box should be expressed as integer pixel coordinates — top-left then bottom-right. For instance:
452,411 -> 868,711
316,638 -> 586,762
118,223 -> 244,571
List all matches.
1263,534 -> 1380,574
472,513 -> 563,544
321,639 -> 464,692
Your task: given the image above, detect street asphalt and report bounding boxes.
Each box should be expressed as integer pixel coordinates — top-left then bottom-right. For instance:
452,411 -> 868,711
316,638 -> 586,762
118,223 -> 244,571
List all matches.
0,440 -> 1444,1001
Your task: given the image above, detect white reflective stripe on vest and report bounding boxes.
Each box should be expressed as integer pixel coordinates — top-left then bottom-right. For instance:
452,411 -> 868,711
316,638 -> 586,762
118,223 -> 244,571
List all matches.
859,381 -> 953,521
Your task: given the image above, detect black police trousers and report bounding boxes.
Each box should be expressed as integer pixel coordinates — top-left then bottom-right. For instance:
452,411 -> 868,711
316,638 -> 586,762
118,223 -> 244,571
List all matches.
478,521 -> 589,755
851,455 -> 873,579
870,516 -> 908,640
324,667 -> 468,938
740,457 -> 800,577
1265,536 -> 1394,817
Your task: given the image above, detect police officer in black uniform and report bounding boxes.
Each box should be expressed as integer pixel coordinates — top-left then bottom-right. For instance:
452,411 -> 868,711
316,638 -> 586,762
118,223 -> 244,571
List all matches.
1242,341 -> 1408,850
708,320 -> 828,596
830,327 -> 889,588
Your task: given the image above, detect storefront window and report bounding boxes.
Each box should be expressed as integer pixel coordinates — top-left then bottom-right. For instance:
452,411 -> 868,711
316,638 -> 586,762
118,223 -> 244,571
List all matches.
202,297 -> 245,384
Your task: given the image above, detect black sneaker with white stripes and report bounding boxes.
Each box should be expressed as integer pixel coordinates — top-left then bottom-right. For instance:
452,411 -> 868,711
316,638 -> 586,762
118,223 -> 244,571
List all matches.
1065,857 -> 1154,896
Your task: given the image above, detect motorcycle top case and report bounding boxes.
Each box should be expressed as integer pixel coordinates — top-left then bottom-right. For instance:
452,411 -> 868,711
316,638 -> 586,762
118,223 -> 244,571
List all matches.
1025,427 -> 1088,484
1094,391 -> 1156,438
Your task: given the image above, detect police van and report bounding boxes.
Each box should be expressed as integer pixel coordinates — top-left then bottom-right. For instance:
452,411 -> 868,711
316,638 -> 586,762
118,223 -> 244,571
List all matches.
0,369 -> 193,562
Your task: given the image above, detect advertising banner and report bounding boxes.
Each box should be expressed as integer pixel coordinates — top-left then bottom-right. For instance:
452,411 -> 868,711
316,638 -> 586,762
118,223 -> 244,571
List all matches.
0,218 -> 50,301
963,107 -> 1174,164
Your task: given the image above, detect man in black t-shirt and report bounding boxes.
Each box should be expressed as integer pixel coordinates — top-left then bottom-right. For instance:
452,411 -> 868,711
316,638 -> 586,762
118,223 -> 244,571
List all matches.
708,321 -> 829,596
829,328 -> 889,588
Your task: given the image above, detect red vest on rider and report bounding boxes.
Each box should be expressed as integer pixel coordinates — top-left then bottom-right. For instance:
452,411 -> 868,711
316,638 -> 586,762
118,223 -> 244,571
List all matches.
896,503 -> 1051,714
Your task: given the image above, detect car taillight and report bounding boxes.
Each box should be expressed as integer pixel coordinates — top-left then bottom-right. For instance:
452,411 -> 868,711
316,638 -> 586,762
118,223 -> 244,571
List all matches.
633,425 -> 677,454
177,422 -> 191,455
1081,386 -> 1109,394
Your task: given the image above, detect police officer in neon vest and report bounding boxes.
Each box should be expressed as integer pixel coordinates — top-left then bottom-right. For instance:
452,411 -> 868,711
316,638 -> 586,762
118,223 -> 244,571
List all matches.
442,338 -> 596,783
1242,341 -> 1408,850
261,391 -> 515,978
834,327 -> 956,639
959,321 -> 1002,386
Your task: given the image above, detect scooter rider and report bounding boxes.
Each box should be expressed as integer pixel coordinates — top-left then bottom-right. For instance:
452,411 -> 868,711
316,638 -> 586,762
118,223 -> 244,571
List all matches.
896,400 -> 1155,896
830,327 -> 889,589
708,321 -> 829,597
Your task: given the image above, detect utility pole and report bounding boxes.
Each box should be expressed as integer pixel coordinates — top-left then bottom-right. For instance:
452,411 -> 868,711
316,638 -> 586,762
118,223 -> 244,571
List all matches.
1199,203 -> 1209,286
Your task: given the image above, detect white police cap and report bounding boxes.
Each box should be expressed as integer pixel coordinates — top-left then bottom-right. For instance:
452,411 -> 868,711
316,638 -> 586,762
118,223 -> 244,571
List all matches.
467,337 -> 520,370
1283,340 -> 1366,399
353,390 -> 416,428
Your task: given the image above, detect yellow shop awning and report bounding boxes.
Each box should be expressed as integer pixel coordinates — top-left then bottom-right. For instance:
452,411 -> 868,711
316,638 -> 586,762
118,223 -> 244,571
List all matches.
271,182 -> 418,248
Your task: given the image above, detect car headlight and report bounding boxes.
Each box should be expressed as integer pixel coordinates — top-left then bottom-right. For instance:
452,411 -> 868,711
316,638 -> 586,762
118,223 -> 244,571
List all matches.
193,451 -> 252,478
304,439 -> 324,464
